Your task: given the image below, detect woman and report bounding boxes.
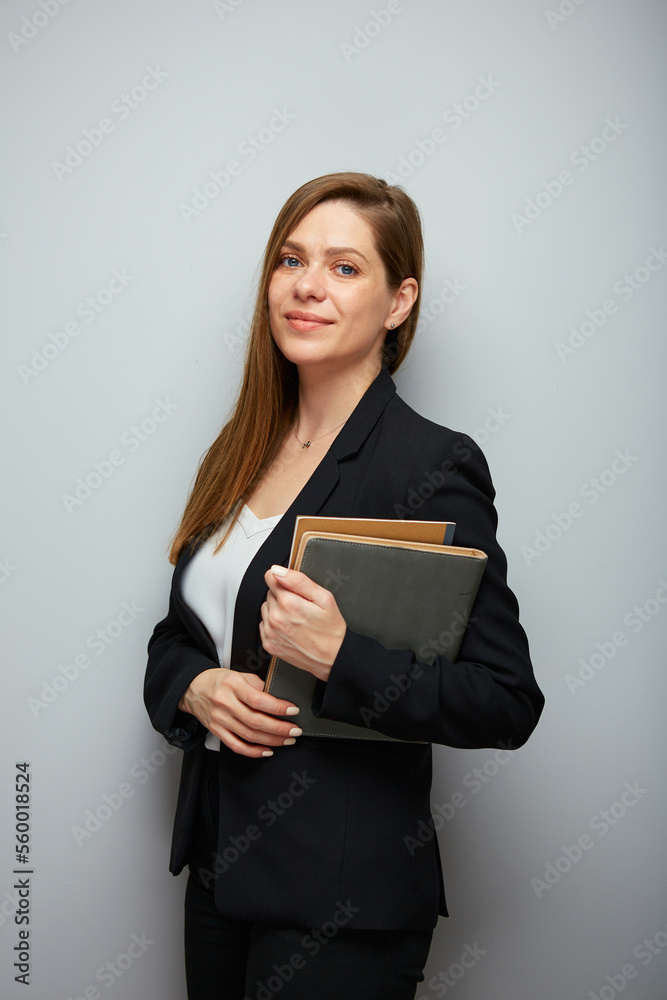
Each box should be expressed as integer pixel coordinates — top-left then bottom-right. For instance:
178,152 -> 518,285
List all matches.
144,172 -> 544,999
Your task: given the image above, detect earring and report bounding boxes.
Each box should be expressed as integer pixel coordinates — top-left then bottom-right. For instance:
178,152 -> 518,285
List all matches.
390,322 -> 395,328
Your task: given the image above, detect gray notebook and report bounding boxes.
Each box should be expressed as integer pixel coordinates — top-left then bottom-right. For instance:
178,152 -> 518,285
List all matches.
264,530 -> 487,742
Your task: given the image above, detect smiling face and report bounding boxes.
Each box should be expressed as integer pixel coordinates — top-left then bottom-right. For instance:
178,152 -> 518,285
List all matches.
268,199 -> 416,379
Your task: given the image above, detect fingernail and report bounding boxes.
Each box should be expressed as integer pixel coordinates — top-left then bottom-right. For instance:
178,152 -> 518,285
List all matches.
288,727 -> 302,737
271,564 -> 288,577
283,738 -> 296,746
285,706 -> 300,716
262,750 -> 274,757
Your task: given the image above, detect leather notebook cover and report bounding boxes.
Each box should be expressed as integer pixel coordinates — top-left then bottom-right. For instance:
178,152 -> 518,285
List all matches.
264,520 -> 487,742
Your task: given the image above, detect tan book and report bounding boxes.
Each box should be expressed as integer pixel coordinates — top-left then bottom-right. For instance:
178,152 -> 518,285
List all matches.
287,516 -> 455,558
264,517 -> 486,742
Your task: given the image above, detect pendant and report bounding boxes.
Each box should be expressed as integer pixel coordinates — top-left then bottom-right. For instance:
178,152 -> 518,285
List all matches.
302,441 -> 311,448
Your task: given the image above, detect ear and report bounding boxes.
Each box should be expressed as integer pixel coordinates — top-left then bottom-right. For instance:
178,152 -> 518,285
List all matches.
385,277 -> 419,330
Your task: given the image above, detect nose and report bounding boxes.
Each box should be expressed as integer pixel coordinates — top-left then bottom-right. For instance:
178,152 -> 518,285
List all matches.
292,263 -> 326,301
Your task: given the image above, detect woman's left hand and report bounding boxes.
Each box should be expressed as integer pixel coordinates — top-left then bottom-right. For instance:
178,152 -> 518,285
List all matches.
260,565 -> 347,682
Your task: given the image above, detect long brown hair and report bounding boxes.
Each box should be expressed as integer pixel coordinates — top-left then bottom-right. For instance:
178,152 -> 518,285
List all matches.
169,172 -> 424,563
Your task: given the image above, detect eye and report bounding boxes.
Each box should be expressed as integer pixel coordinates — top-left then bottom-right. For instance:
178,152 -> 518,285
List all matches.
278,255 -> 302,268
334,262 -> 358,277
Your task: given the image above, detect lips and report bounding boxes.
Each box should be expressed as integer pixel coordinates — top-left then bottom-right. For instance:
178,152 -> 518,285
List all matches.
284,310 -> 334,332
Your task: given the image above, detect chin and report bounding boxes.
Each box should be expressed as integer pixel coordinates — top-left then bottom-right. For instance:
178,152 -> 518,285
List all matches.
273,335 -> 332,366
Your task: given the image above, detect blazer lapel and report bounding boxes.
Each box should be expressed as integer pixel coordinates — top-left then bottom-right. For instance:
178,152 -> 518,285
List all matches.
230,367 -> 397,674
229,450 -> 339,672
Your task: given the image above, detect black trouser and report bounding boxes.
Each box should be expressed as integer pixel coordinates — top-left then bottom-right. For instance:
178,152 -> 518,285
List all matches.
183,753 -> 433,1000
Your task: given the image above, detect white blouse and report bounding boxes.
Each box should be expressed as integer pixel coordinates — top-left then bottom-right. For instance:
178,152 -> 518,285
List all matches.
180,504 -> 283,750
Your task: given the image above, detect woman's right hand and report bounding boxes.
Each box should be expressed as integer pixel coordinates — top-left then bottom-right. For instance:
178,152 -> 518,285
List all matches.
178,669 -> 302,758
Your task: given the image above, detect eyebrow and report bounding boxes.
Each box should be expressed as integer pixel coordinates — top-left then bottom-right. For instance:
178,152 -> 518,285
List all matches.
282,240 -> 370,265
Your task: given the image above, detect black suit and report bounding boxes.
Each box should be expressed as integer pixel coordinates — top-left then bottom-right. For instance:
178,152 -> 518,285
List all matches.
144,367 -> 544,930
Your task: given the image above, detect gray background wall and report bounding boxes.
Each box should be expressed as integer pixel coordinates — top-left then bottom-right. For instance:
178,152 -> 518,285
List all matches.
2,1 -> 666,997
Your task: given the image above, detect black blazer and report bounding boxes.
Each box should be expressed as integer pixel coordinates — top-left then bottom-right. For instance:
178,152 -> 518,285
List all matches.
144,368 -> 544,930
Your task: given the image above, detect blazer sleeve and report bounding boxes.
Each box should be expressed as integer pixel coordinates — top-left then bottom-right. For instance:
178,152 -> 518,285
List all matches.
144,564 -> 217,751
312,431 -> 545,749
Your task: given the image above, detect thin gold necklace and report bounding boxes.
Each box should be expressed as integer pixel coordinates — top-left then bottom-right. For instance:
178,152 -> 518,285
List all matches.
293,417 -> 348,449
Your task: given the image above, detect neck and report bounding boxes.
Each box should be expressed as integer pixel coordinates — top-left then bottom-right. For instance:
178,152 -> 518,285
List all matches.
294,359 -> 381,439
